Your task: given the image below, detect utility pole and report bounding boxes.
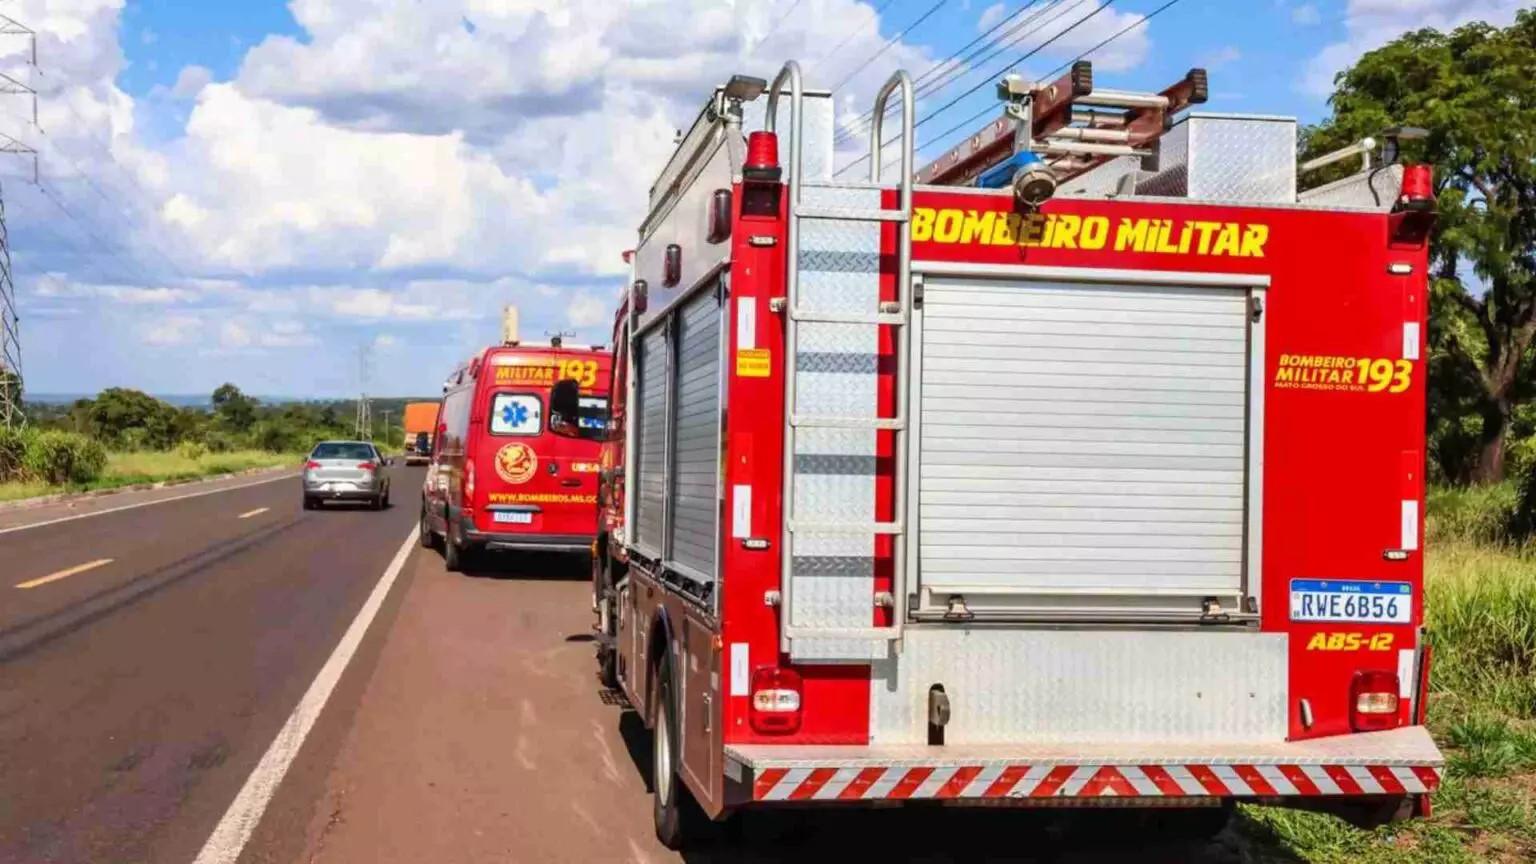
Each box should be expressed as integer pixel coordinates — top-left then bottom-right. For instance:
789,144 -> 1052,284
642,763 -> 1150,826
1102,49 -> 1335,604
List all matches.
0,15 -> 36,430
354,343 -> 373,440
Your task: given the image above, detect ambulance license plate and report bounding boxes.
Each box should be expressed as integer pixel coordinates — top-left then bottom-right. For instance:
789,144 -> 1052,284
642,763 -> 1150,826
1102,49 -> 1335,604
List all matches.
493,511 -> 533,525
1289,580 -> 1411,623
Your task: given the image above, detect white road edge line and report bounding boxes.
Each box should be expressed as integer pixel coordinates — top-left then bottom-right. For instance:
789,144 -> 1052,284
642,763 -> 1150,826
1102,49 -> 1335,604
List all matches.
0,473 -> 295,536
237,508 -> 270,519
192,527 -> 419,864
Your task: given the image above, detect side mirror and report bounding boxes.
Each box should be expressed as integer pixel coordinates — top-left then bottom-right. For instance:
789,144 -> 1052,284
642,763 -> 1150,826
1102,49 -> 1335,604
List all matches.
550,378 -> 609,441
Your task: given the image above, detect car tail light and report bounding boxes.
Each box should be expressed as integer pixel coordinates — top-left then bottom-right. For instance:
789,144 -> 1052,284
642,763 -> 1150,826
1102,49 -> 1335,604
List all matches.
464,460 -> 475,500
1350,670 -> 1401,731
357,462 -> 376,470
749,667 -> 802,734
305,460 -> 321,470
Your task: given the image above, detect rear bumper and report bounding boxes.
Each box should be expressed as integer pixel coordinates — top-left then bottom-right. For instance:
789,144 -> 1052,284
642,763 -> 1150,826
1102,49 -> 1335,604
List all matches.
463,528 -> 592,554
303,482 -> 379,500
725,726 -> 1442,805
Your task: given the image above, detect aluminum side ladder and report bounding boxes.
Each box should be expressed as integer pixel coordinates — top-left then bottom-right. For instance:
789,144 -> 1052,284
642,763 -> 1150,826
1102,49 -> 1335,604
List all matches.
766,63 -> 914,662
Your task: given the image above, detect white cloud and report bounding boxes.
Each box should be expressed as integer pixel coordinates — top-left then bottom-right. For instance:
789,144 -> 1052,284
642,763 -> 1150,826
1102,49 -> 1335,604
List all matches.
1200,46 -> 1242,69
977,2 -> 1008,33
141,315 -> 201,346
171,64 -> 213,99
1306,0 -> 1529,94
566,292 -> 610,329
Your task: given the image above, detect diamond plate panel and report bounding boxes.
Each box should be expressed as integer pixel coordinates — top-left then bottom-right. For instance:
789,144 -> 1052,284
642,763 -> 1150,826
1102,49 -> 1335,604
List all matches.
743,94 -> 835,183
794,474 -> 875,522
1139,114 -> 1297,204
1299,163 -> 1403,211
870,630 -> 1288,746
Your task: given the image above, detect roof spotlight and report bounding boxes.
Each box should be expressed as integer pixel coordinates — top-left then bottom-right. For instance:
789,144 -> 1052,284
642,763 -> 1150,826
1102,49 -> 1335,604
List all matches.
976,150 -> 1057,208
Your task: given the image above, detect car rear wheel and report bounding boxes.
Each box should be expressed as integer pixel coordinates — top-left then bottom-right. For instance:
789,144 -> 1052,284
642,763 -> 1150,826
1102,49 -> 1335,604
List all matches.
382,486 -> 391,509
302,495 -> 316,511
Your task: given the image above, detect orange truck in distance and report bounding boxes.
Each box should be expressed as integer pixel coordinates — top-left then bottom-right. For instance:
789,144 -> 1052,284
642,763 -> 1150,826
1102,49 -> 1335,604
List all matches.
402,401 -> 440,465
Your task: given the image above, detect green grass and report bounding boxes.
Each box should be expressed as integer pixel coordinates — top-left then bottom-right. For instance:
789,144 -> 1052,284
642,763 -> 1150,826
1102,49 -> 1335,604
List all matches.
1426,483 -> 1520,546
0,449 -> 299,503
1234,540 -> 1536,863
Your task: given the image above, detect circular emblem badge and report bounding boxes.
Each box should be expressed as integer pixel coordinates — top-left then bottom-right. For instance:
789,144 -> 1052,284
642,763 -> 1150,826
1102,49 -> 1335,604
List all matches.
494,443 -> 537,484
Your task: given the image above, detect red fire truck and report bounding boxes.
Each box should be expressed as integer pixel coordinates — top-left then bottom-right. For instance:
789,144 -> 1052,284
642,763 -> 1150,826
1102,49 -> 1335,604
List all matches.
587,61 -> 1443,848
421,313 -> 611,571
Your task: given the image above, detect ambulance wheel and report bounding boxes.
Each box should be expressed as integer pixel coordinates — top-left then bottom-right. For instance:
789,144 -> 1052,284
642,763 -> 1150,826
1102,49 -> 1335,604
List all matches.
419,504 -> 438,549
444,521 -> 465,572
653,661 -> 708,850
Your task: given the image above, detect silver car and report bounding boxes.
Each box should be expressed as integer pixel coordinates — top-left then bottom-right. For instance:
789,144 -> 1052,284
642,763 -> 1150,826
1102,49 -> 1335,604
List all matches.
302,440 -> 392,510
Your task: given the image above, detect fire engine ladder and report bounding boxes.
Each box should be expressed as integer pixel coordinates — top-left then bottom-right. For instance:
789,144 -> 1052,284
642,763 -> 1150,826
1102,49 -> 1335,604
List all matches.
915,61 -> 1207,188
767,62 -> 914,661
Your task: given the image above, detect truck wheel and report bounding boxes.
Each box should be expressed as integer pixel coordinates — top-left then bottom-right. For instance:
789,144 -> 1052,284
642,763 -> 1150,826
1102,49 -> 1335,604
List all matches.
653,661 -> 708,850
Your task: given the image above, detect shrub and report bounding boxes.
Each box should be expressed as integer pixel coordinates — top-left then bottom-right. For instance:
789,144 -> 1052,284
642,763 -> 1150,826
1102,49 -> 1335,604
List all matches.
23,430 -> 107,485
1512,462 -> 1536,542
1428,483 -> 1519,545
201,431 -> 236,453
0,425 -> 32,481
176,440 -> 210,461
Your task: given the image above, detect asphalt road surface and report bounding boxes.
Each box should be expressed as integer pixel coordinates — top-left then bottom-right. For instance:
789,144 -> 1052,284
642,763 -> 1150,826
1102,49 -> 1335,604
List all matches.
1,467 -> 1264,864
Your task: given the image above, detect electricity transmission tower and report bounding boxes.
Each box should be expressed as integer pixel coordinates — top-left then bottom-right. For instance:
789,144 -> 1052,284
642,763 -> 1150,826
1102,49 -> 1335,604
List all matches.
0,14 -> 35,429
354,344 -> 373,440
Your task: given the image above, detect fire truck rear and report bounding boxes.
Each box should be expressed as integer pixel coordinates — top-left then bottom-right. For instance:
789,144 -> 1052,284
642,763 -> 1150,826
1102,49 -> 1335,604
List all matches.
591,60 -> 1444,848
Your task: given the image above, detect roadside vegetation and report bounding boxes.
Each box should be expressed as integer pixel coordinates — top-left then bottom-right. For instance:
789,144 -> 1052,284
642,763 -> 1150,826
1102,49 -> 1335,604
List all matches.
1229,488 -> 1536,863
0,383 -> 423,504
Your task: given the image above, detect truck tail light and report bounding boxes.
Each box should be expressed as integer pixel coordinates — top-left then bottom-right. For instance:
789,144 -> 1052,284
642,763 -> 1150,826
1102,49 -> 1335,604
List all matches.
464,460 -> 476,500
1350,670 -> 1401,731
749,667 -> 802,734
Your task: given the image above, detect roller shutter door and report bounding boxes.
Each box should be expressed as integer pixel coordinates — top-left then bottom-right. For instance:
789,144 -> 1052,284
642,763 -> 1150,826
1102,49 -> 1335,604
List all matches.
635,327 -> 669,555
918,278 -> 1250,601
669,289 -> 722,580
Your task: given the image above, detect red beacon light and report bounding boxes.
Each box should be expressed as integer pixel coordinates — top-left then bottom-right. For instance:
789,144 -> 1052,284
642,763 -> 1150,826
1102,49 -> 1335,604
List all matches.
744,131 -> 781,182
1397,164 -> 1435,213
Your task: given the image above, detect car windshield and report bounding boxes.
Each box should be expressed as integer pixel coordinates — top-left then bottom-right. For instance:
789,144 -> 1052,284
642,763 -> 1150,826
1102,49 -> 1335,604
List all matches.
311,443 -> 376,461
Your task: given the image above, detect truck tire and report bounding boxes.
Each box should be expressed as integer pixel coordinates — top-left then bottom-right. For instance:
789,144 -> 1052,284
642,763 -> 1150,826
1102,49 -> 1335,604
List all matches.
595,556 -> 619,689
653,660 -> 708,850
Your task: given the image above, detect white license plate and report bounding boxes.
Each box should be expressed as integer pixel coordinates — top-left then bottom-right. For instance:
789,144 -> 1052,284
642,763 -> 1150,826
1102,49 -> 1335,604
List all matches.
493,511 -> 533,525
1289,580 -> 1411,623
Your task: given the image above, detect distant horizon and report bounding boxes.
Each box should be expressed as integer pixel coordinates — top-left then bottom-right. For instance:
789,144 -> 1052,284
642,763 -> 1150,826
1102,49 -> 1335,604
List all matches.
24,392 -> 441,407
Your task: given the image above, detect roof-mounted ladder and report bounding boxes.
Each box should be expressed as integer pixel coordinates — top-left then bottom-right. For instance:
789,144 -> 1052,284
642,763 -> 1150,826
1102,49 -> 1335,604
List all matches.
916,61 -> 1208,188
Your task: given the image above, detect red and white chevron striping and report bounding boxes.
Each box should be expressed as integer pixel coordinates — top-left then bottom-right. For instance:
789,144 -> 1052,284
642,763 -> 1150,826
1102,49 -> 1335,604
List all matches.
751,763 -> 1442,802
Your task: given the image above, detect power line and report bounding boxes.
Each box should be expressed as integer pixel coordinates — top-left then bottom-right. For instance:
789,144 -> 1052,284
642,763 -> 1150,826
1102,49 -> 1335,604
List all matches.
894,0 -> 1185,171
827,0 -> 953,94
834,0 -> 1067,147
806,0 -> 901,74
835,0 -> 1117,176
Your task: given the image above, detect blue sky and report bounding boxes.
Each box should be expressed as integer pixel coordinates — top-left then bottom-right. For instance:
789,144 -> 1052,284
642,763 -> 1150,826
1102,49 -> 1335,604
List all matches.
2,0 -> 1528,399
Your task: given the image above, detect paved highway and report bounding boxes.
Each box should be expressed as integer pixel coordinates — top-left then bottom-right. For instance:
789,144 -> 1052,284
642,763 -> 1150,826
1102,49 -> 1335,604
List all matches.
1,468 -> 1250,863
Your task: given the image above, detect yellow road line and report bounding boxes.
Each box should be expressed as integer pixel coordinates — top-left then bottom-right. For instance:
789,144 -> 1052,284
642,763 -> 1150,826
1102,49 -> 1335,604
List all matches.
16,558 -> 114,590
238,507 -> 270,519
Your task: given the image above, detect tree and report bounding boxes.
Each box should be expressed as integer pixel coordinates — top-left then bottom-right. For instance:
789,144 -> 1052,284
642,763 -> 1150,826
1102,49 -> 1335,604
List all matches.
88,388 -> 178,449
212,382 -> 256,432
1303,11 -> 1536,484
